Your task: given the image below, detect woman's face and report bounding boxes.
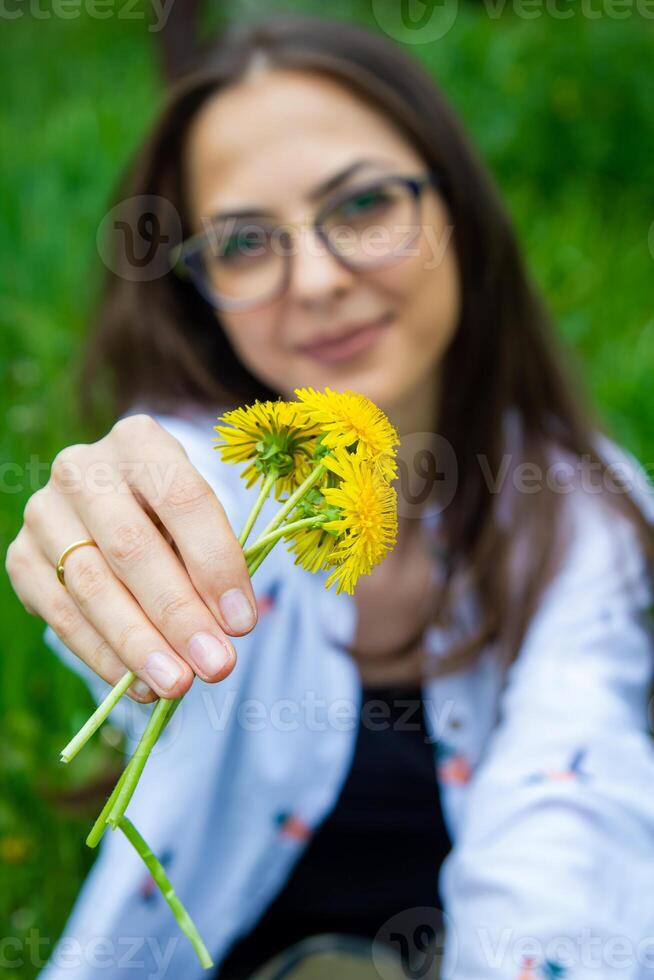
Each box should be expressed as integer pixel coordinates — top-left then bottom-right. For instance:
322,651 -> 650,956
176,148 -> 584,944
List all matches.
184,67 -> 460,417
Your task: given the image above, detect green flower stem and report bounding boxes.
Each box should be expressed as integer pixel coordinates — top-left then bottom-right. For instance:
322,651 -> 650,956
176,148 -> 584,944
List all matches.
243,515 -> 325,559
60,670 -> 137,764
106,697 -> 181,829
238,470 -> 276,547
246,541 -> 274,578
86,696 -> 180,847
70,447 -> 331,964
118,816 -> 213,969
86,697 -> 179,847
244,463 -> 327,577
86,757 -> 132,848
255,462 -> 327,541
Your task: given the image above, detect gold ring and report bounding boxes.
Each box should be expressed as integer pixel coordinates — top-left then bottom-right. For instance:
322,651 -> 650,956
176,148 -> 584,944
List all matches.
56,538 -> 98,587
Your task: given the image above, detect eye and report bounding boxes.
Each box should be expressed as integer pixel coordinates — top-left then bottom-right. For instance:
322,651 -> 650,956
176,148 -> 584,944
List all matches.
330,186 -> 395,223
216,226 -> 273,265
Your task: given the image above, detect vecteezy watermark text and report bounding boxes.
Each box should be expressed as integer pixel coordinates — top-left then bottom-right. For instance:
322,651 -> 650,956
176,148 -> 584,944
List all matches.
4,445 -> 654,518
99,690 -> 459,749
0,0 -> 175,31
371,0 -> 654,45
0,929 -> 179,977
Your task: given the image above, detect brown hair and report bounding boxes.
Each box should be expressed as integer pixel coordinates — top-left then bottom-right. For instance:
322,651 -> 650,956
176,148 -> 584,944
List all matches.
81,13 -> 654,679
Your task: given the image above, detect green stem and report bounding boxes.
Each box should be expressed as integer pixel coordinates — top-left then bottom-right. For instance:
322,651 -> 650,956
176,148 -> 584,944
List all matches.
106,697 -> 181,829
86,758 -> 132,848
86,696 -> 180,848
255,462 -> 327,541
238,470 -> 276,546
244,462 -> 327,576
246,539 -> 277,577
118,817 -> 213,969
243,515 -> 325,559
60,670 -> 137,764
78,455 -> 329,962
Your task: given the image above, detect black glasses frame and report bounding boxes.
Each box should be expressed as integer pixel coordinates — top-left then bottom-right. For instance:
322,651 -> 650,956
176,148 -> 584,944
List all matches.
171,170 -> 443,313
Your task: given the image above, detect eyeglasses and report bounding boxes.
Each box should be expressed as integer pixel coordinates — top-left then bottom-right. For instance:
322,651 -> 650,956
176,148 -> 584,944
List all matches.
171,171 -> 442,312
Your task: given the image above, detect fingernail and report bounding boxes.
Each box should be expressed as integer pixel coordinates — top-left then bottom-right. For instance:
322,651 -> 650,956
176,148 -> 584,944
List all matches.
187,631 -> 234,677
130,679 -> 153,700
145,651 -> 183,692
219,588 -> 256,633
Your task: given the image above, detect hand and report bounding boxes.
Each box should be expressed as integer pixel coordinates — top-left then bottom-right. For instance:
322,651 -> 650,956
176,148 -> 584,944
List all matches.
5,414 -> 258,702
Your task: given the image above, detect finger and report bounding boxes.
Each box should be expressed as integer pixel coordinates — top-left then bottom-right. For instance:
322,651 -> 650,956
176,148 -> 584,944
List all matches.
32,499 -> 200,699
66,481 -> 239,686
109,416 -> 258,637
8,533 -> 155,703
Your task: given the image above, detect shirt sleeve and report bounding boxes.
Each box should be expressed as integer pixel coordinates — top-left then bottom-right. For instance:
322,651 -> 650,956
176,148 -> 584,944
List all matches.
439,482 -> 654,979
42,406 -> 243,734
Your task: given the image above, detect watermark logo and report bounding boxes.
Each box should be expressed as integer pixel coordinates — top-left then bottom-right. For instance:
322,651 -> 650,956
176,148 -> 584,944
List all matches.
97,195 -> 181,282
396,431 -> 458,519
373,906 -> 456,979
372,0 -> 459,43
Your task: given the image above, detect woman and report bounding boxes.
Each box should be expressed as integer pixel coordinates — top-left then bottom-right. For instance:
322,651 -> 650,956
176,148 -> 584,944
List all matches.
7,13 -> 654,980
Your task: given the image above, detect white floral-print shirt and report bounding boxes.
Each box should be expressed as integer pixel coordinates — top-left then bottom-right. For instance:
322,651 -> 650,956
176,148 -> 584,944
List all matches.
38,406 -> 654,980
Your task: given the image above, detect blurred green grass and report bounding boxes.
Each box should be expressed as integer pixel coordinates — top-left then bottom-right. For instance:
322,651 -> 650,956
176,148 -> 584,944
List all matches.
1,3 -> 653,974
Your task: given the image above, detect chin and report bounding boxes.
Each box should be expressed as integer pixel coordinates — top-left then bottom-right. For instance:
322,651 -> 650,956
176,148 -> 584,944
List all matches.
297,367 -> 386,401
261,351 -> 415,411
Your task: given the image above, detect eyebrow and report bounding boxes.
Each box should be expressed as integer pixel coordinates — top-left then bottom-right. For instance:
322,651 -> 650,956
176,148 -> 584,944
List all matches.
208,158 -> 394,222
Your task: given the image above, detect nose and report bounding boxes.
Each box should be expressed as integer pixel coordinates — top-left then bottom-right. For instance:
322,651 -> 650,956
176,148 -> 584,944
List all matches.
287,225 -> 355,308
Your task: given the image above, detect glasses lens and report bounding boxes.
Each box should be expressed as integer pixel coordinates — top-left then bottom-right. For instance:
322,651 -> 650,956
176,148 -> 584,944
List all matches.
320,179 -> 420,268
195,219 -> 287,309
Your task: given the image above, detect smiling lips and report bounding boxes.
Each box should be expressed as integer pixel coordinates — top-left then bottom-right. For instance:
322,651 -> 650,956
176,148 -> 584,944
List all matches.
297,315 -> 391,364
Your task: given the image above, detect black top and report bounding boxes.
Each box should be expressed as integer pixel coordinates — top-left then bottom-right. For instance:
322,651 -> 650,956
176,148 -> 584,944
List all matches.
218,686 -> 452,979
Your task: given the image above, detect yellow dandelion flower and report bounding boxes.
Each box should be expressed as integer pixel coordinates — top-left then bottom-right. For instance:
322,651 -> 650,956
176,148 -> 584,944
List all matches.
213,400 -> 321,499
319,448 -> 398,595
293,386 -> 399,481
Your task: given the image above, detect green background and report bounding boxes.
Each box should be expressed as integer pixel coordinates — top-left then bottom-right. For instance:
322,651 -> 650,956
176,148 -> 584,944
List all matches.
1,1 -> 653,974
